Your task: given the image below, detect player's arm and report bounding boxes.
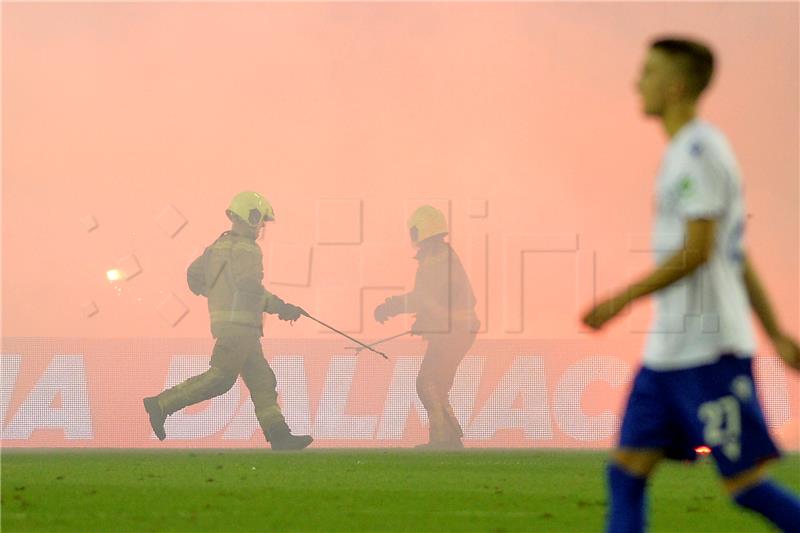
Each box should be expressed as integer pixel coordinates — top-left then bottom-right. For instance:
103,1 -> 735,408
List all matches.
742,254 -> 800,370
582,218 -> 715,329
626,218 -> 716,300
743,255 -> 781,339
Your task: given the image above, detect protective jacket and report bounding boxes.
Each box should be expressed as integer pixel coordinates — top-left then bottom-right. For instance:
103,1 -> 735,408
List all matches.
187,231 -> 284,338
391,240 -> 477,335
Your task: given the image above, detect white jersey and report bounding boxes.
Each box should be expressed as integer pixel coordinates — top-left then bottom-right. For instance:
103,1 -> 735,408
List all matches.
643,120 -> 756,370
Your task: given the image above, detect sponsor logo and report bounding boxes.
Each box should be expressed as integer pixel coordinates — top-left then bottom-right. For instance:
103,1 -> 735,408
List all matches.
1,349 -> 793,446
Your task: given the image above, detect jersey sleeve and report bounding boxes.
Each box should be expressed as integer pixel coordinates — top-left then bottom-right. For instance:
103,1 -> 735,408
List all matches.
673,141 -> 727,219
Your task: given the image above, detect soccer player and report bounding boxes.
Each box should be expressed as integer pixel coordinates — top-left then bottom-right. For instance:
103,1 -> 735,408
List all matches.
144,191 -> 313,450
582,38 -> 800,532
374,205 -> 479,449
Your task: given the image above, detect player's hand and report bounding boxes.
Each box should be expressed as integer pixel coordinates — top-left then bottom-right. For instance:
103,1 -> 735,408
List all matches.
277,303 -> 304,322
582,294 -> 629,330
773,333 -> 800,371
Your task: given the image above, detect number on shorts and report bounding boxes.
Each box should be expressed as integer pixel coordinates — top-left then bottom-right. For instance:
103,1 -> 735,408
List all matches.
697,395 -> 742,461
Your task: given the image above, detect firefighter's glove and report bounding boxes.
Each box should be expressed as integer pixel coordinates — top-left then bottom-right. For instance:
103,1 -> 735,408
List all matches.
277,302 -> 305,322
374,296 -> 403,324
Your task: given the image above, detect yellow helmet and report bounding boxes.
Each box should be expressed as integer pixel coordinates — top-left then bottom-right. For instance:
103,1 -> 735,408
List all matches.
407,205 -> 448,244
226,191 -> 275,227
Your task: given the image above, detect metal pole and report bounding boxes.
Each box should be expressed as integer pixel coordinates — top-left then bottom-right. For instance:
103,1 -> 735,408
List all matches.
301,311 -> 389,360
344,330 -> 412,354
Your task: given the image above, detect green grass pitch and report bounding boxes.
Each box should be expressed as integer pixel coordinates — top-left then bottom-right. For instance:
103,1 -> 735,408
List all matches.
2,450 -> 798,532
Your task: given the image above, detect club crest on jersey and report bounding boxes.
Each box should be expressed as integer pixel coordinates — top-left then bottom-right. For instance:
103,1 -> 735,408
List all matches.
678,175 -> 695,197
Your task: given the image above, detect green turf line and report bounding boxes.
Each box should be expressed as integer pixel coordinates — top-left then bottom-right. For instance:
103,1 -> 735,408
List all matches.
2,451 -> 798,532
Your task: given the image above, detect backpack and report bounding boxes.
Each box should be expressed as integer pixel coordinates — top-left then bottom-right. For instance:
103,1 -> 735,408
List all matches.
187,247 -> 211,296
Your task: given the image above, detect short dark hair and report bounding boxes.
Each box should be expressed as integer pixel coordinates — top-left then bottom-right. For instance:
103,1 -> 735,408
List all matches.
651,37 -> 715,98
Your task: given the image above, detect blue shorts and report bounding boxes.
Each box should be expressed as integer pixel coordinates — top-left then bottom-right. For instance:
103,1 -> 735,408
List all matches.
618,354 -> 780,478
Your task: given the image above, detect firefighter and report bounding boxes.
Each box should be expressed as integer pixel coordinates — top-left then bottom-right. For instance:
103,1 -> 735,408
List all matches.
144,191 -> 313,450
374,205 -> 479,449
